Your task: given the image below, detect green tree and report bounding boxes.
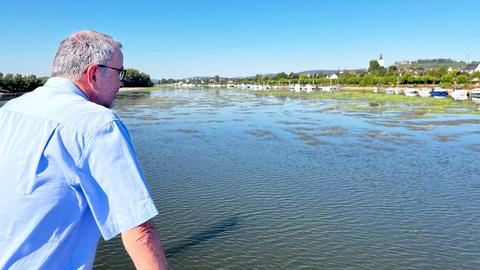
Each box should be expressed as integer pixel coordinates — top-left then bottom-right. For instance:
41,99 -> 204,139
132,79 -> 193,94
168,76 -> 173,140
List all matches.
387,65 -> 398,76
368,60 -> 381,73
13,74 -> 25,93
399,72 -> 414,84
2,74 -> 14,92
360,74 -> 375,86
440,74 -> 454,84
255,74 -> 262,82
122,68 -> 154,87
456,75 -> 469,84
299,74 -> 310,84
368,60 -> 386,75
288,72 -> 299,79
275,72 -> 288,80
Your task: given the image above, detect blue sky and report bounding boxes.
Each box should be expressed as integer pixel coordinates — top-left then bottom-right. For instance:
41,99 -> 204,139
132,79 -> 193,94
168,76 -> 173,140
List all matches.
1,0 -> 479,79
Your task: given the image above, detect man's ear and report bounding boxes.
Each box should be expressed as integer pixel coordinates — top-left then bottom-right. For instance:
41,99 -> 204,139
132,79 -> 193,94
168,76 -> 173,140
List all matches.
85,65 -> 98,87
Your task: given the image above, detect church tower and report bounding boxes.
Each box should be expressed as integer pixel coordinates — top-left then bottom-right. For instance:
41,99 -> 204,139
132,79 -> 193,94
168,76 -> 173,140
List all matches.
377,54 -> 384,67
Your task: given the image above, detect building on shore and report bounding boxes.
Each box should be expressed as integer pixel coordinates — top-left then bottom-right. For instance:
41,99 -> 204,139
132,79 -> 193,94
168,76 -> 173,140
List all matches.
463,63 -> 480,74
326,73 -> 339,80
377,54 -> 384,67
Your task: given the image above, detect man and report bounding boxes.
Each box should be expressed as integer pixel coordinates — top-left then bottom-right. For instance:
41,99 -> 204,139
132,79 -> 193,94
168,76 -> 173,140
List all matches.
0,31 -> 169,269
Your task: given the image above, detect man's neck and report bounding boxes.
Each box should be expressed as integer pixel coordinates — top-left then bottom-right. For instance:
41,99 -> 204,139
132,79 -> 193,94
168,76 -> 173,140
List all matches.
72,79 -> 93,102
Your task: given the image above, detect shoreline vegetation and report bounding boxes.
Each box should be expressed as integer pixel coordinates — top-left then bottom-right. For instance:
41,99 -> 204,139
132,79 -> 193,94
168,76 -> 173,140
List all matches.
120,85 -> 480,115
0,68 -> 154,94
253,90 -> 480,114
157,59 -> 480,93
119,86 -> 161,92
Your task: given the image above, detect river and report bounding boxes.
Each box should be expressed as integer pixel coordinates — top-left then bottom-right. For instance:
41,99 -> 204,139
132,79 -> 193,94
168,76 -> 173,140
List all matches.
3,89 -> 480,269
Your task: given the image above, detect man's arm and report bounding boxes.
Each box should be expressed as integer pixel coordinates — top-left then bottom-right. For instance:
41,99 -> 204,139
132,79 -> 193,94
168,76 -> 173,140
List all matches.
121,220 -> 170,270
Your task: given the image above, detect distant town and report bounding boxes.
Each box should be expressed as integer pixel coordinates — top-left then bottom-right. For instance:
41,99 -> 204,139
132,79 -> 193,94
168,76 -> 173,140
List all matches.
160,56 -> 480,91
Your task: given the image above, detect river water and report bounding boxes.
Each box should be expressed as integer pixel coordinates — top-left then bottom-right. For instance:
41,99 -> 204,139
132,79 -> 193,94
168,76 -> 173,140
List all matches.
2,89 -> 480,269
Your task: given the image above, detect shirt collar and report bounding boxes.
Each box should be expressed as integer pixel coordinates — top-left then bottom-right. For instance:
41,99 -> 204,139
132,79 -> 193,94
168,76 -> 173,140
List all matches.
44,77 -> 89,100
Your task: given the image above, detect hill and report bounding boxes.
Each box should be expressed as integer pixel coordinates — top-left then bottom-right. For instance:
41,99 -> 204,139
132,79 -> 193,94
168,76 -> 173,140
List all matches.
395,58 -> 470,70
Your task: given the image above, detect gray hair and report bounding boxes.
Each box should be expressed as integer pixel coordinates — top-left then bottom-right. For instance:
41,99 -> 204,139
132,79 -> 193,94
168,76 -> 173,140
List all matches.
51,30 -> 122,81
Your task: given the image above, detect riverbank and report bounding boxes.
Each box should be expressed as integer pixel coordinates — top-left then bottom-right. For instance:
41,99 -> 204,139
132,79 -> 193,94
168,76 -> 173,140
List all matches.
253,90 -> 480,114
119,86 -> 161,92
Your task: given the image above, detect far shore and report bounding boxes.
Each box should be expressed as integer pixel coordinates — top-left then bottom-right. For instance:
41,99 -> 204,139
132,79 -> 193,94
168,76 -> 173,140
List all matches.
119,86 -> 161,92
120,85 -> 380,92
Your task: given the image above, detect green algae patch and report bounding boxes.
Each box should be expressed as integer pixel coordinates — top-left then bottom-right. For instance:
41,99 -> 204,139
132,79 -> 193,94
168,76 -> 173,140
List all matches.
408,119 -> 480,127
360,130 -> 421,146
307,140 -> 329,146
177,128 -> 200,134
434,135 -> 458,142
254,90 -> 480,114
247,129 -> 278,140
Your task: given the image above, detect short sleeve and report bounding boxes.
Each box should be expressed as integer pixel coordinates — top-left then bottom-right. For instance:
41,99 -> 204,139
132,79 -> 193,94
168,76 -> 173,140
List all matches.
76,120 -> 158,240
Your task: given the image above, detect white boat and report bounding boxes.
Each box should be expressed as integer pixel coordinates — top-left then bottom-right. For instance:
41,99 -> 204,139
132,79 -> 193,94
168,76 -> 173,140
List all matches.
294,84 -> 301,92
418,88 -> 432,98
394,88 -> 403,95
385,88 -> 395,95
404,88 -> 417,97
303,84 -> 313,92
450,89 -> 469,101
320,86 -> 336,92
262,85 -> 272,91
470,88 -> 480,98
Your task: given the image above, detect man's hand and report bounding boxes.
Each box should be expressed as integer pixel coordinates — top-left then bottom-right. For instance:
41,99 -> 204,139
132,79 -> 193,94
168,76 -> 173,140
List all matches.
121,220 -> 170,270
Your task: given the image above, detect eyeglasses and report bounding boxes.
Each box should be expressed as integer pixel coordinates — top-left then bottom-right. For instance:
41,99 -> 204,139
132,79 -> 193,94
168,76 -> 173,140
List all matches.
97,64 -> 126,80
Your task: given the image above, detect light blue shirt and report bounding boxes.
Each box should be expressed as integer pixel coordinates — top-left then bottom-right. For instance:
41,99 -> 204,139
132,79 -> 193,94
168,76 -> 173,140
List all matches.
0,77 -> 158,269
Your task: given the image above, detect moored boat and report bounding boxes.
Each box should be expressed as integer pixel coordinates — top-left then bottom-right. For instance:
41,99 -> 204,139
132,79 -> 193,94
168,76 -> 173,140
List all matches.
418,88 -> 432,98
385,88 -> 395,95
294,84 -> 301,92
470,88 -> 480,98
320,86 -> 336,92
450,89 -> 469,101
394,88 -> 403,95
303,84 -> 313,92
431,88 -> 448,98
404,88 -> 417,97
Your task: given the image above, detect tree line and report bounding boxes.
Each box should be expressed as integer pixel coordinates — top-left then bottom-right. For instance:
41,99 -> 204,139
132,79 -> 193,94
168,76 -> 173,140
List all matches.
0,73 -> 47,93
206,60 -> 480,88
122,68 -> 154,87
0,68 -> 154,93
235,72 -> 479,88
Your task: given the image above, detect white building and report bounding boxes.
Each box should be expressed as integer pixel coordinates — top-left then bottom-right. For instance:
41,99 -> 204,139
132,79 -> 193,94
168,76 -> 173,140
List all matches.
326,73 -> 339,80
463,63 -> 480,74
472,63 -> 480,73
377,54 -> 384,67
